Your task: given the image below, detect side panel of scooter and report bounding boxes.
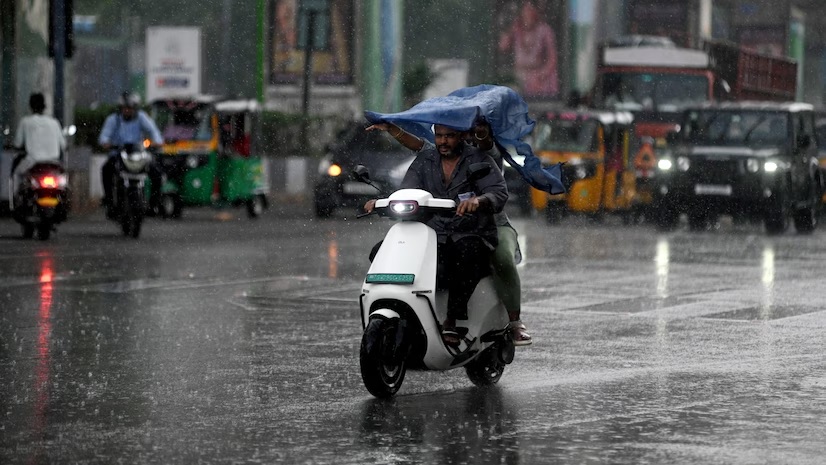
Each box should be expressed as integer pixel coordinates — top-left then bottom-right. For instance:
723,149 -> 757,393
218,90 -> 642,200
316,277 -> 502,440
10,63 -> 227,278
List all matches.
422,278 -> 508,370
361,221 -> 441,357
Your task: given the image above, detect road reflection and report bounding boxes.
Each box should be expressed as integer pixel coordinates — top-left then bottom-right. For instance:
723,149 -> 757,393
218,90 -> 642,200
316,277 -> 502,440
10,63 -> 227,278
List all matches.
761,244 -> 775,317
358,387 -> 519,464
31,253 -> 55,463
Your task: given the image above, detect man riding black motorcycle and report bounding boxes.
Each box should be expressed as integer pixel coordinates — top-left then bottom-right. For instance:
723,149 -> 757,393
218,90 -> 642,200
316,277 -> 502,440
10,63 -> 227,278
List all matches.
12,93 -> 65,183
98,92 -> 164,215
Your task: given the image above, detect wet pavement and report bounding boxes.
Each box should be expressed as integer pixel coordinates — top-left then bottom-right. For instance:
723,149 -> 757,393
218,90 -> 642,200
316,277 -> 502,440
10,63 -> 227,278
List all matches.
1,206 -> 825,464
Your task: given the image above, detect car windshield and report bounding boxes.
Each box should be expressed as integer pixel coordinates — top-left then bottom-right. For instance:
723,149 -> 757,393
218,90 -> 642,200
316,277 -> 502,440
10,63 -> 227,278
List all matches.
682,110 -> 788,146
152,102 -> 214,142
599,72 -> 710,112
532,119 -> 599,153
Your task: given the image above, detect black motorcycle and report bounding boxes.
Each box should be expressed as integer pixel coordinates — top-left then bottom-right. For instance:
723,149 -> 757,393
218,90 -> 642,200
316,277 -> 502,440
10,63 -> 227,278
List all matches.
107,144 -> 153,238
9,160 -> 69,240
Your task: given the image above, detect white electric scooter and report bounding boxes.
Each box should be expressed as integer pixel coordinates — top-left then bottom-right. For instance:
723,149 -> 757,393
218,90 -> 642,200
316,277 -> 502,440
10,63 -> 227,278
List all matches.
355,165 -> 516,398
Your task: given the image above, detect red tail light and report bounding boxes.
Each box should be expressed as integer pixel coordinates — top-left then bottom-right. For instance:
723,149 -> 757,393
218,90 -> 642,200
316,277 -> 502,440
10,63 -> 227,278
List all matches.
40,176 -> 57,188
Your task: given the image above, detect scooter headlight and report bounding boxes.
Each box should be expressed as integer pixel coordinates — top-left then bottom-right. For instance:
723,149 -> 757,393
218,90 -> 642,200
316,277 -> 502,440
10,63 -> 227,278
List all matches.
388,200 -> 419,215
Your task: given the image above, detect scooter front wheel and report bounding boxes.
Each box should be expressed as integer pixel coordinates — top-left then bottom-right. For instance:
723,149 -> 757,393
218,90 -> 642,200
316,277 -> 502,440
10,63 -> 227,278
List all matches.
359,317 -> 406,398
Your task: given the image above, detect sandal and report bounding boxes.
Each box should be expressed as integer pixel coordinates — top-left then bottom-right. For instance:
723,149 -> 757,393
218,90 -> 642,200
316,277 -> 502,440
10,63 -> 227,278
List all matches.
441,329 -> 461,347
442,319 -> 461,347
508,320 -> 532,346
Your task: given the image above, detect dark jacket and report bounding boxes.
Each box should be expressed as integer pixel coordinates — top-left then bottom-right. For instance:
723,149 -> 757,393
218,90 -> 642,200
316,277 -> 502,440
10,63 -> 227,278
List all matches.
400,144 -> 508,249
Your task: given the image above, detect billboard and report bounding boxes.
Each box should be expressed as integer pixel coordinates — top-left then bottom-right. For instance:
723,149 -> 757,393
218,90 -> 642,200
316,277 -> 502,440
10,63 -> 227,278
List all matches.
269,0 -> 354,85
494,0 -> 565,100
146,27 -> 201,101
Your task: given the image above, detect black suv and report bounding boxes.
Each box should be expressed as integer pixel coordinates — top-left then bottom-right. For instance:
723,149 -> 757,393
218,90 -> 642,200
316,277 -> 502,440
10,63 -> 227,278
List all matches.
653,101 -> 822,234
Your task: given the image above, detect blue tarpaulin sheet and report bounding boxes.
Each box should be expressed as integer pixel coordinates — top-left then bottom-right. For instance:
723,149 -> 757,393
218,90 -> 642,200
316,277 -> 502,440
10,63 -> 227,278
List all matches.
364,84 -> 565,194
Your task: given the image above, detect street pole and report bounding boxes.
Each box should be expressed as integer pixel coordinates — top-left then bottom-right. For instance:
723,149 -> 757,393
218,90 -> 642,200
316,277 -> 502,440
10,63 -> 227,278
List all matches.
52,0 -> 66,125
300,11 -> 316,151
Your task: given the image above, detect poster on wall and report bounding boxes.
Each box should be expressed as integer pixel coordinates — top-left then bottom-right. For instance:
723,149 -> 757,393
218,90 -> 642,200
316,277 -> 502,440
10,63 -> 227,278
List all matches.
494,0 -> 564,100
269,0 -> 353,85
146,27 -> 201,101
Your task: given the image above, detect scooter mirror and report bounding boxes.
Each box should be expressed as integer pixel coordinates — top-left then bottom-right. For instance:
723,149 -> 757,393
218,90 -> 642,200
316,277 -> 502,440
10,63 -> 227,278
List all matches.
352,165 -> 371,183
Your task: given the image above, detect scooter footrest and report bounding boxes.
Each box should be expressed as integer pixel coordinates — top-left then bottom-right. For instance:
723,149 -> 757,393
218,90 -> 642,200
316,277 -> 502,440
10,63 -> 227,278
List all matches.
480,329 -> 507,343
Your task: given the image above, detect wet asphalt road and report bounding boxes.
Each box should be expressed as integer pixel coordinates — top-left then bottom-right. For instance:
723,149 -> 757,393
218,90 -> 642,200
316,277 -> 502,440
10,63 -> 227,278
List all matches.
1,205 -> 825,464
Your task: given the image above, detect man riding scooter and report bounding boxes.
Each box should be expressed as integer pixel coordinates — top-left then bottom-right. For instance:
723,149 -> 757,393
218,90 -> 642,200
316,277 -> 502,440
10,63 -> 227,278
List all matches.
98,92 -> 164,216
364,124 -> 509,347
366,120 -> 533,345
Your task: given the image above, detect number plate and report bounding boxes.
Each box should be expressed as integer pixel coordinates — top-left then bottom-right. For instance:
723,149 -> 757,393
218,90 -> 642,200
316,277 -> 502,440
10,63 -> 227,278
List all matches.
694,184 -> 732,196
343,182 -> 378,195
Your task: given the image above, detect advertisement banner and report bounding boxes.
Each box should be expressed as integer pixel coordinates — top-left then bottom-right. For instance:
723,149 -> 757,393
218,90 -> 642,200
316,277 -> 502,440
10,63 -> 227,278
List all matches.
494,0 -> 565,100
146,27 -> 201,101
269,0 -> 354,85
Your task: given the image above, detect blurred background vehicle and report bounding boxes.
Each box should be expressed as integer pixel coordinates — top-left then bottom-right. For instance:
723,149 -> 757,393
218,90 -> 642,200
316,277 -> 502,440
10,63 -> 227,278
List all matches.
528,110 -> 638,224
654,101 -> 821,234
313,124 -> 415,218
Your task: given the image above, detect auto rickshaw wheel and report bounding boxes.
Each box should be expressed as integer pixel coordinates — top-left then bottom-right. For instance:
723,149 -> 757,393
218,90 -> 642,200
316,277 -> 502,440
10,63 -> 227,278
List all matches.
247,194 -> 266,219
160,194 -> 182,220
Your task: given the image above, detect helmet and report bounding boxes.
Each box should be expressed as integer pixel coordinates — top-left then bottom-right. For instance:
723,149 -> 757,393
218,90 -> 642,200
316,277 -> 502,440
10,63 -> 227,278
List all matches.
118,92 -> 141,108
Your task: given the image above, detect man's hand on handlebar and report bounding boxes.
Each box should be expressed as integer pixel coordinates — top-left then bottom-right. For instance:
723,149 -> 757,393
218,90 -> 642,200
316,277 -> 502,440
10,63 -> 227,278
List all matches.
456,197 -> 481,216
363,199 -> 377,214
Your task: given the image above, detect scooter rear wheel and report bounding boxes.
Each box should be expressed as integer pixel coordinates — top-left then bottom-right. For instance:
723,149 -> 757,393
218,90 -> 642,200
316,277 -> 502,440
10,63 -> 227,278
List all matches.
465,343 -> 507,386
359,318 -> 406,398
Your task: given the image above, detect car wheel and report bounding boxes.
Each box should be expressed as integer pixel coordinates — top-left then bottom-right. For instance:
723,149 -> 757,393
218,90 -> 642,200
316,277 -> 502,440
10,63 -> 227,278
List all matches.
764,191 -> 789,235
793,205 -> 817,234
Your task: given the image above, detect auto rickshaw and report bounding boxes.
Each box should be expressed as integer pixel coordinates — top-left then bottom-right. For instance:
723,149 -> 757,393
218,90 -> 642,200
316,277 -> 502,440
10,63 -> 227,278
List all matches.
529,110 -> 638,223
150,97 -> 268,218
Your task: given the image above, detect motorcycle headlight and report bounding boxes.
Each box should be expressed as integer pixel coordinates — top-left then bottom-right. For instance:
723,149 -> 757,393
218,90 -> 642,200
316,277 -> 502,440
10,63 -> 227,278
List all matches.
121,150 -> 151,173
327,164 -> 342,177
658,159 -> 673,171
746,158 -> 760,173
676,156 -> 690,171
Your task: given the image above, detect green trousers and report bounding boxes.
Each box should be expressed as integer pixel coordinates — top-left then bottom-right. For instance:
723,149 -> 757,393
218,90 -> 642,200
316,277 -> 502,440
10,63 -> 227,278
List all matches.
491,224 -> 521,320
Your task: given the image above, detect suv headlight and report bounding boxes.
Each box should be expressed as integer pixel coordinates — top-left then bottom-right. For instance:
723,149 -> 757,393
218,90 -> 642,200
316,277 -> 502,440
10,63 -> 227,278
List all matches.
658,159 -> 673,171
746,158 -> 760,173
763,160 -> 790,173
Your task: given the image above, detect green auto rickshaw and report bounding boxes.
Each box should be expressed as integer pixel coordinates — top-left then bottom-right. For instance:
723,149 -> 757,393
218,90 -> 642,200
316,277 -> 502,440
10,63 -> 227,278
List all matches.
150,97 -> 268,219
